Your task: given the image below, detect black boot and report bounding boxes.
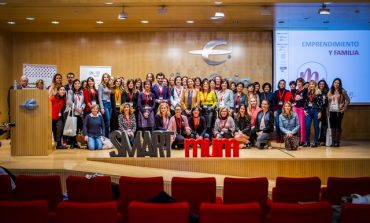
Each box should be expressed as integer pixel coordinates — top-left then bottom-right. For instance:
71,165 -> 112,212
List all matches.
335,129 -> 342,147
330,128 -> 336,147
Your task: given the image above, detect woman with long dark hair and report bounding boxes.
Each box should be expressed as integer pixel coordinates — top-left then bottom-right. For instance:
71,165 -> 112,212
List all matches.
327,78 -> 350,147
122,79 -> 139,122
234,104 -> 252,148
181,78 -> 200,118
170,76 -> 184,115
318,79 -> 329,145
137,80 -> 156,131
273,79 -> 291,143
199,79 -> 217,137
168,103 -> 191,149
51,86 -> 67,149
118,103 -> 136,145
189,106 -> 209,139
259,82 -> 274,110
48,73 -> 63,97
292,78 -> 307,145
83,77 -> 99,117
98,73 -> 112,137
253,100 -> 274,149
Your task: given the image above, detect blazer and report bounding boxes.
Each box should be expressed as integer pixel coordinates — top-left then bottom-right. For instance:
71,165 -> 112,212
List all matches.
233,92 -> 248,112
189,116 -> 207,137
181,89 -> 200,111
154,114 -> 170,131
167,115 -> 191,143
327,89 -> 350,113
217,89 -> 234,110
255,110 -> 274,133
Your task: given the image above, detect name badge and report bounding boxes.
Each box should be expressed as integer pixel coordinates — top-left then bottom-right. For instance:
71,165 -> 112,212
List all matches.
235,105 -> 239,109
308,102 -> 313,107
145,105 -> 151,110
128,102 -> 133,107
92,100 -> 97,105
116,102 -> 121,107
159,96 -> 164,100
292,102 -> 296,106
58,112 -> 61,117
278,101 -> 283,106
219,102 -> 225,107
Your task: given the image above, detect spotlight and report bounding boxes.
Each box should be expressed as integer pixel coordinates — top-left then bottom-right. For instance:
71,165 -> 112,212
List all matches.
118,7 -> 127,20
318,3 -> 330,15
210,12 -> 225,20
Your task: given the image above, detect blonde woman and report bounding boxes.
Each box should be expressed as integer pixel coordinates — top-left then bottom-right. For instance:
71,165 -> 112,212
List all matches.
247,96 -> 262,129
98,73 -> 112,137
36,79 -> 44,90
83,104 -> 105,150
118,103 -> 136,145
113,78 -> 123,112
214,107 -> 235,139
48,73 -> 63,97
155,102 -> 171,130
279,101 -> 300,150
304,80 -> 323,148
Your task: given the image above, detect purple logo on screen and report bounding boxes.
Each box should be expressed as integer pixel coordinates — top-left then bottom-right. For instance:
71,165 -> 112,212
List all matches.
297,62 -> 327,82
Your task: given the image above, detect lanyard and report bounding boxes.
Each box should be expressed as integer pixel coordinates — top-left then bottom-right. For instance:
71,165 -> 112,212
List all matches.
193,117 -> 199,129
220,91 -> 225,102
203,92 -> 208,103
221,118 -> 227,129
162,117 -> 168,128
126,115 -> 131,129
115,90 -> 120,101
128,91 -> 133,101
236,94 -> 240,105
278,90 -> 285,101
176,87 -> 182,97
309,93 -> 314,102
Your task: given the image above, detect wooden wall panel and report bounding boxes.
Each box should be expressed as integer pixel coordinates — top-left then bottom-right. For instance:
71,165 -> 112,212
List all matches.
11,32 -> 272,85
0,30 -> 12,129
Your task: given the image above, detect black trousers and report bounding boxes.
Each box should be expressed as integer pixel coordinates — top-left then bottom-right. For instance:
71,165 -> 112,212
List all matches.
52,118 -> 64,144
329,112 -> 344,130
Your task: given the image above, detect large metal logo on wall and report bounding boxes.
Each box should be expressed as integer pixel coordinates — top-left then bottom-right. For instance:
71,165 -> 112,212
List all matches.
189,40 -> 232,66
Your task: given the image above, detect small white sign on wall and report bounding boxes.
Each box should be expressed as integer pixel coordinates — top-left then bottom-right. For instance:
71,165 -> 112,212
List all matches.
23,64 -> 57,89
80,66 -> 112,88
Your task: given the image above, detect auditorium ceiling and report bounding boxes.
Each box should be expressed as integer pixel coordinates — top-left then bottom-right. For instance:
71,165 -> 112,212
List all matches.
0,1 -> 369,32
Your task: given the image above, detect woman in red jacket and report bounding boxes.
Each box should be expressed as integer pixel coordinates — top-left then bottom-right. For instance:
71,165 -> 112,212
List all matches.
83,77 -> 99,117
50,86 -> 67,149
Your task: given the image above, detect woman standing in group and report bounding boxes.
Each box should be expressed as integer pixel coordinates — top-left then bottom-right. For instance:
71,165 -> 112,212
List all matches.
118,103 -> 136,145
146,73 -> 155,84
170,76 -> 184,115
48,73 -> 63,97
189,107 -> 209,139
304,80 -> 323,147
318,79 -> 329,145
259,82 -> 274,110
253,100 -> 274,149
254,82 -> 261,96
137,80 -> 156,131
199,79 -> 217,137
66,79 -> 85,148
279,101 -> 300,150
83,104 -> 105,150
122,79 -> 139,121
234,104 -> 252,148
327,78 -> 350,147
168,104 -> 191,149
246,83 -> 260,106
181,76 -> 188,90
230,81 -> 237,94
98,73 -> 112,138
181,78 -> 200,118
134,78 -> 142,92
214,107 -> 235,139
113,78 -> 123,113
83,77 -> 99,117
209,79 -> 217,93
217,79 -> 234,113
292,78 -> 308,145
154,102 -> 171,131
168,75 -> 175,91
51,86 -> 67,149
233,82 -> 248,114
273,79 -> 291,143
194,77 -> 202,91
214,75 -> 222,91
247,96 -> 262,130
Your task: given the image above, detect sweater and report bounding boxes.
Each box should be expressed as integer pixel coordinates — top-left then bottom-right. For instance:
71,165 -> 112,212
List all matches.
83,113 -> 105,137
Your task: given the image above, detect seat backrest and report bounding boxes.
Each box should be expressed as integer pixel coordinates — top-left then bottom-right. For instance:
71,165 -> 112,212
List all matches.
326,177 -> 370,205
119,176 -> 164,222
340,203 -> 370,223
0,200 -> 49,223
200,202 -> 261,223
15,175 -> 63,211
0,175 -> 13,200
273,177 -> 321,203
128,201 -> 189,223
268,202 -> 332,223
66,175 -> 112,202
223,177 -> 268,206
56,201 -> 118,223
171,177 -> 216,215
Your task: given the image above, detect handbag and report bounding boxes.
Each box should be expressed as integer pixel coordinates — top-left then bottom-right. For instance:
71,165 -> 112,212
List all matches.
63,104 -> 77,137
326,116 -> 332,147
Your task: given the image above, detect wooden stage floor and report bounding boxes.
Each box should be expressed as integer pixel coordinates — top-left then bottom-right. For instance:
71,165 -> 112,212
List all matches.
1,139 -> 370,195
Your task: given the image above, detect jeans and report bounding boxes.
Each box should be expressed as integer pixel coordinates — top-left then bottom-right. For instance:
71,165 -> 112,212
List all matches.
88,136 -> 102,150
294,106 -> 306,143
305,108 -> 320,144
102,100 -> 112,138
274,109 -> 282,140
256,132 -> 271,149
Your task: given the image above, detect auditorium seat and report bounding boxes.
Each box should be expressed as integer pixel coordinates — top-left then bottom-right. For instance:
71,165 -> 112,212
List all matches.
171,177 -> 217,215
200,202 -> 261,223
128,201 -> 189,223
0,200 -> 49,223
0,175 -> 13,200
272,176 -> 321,203
119,176 -> 164,223
56,201 -> 119,223
15,175 -> 63,211
268,202 -> 332,223
340,203 -> 370,223
223,177 -> 268,223
321,177 -> 370,204
66,175 -> 113,202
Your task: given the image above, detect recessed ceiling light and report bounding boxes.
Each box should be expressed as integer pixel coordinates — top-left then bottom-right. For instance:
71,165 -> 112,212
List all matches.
318,3 -> 330,15
141,20 -> 149,24
96,20 -> 104,24
186,20 -> 194,24
211,12 -> 225,20
51,21 -> 59,24
7,21 -> 15,25
214,1 -> 223,5
26,17 -> 35,21
105,2 -> 113,5
0,3 -> 7,6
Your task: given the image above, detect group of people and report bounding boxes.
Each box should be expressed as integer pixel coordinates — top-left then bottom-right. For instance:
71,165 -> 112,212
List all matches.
13,72 -> 350,150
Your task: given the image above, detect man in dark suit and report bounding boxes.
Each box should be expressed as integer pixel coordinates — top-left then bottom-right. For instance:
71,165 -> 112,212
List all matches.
151,72 -> 170,113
